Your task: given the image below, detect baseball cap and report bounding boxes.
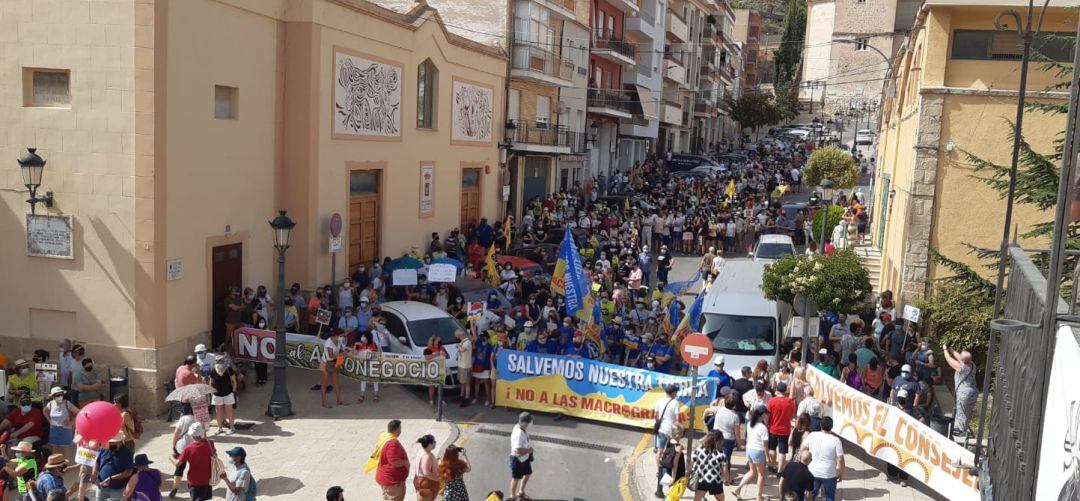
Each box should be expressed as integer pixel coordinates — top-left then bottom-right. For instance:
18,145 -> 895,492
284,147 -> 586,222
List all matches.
756,404 -> 769,414
901,364 -> 912,373
226,447 -> 247,458
713,355 -> 725,366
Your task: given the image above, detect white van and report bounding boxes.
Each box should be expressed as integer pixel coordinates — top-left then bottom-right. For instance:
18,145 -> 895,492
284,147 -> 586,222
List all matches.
698,261 -> 791,371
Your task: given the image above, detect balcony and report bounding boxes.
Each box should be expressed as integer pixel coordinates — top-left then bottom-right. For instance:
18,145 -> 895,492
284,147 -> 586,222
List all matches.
666,10 -> 688,43
537,0 -> 578,20
661,100 -> 682,125
699,64 -> 716,82
511,43 -> 575,87
663,58 -> 686,85
587,88 -> 634,119
606,0 -> 640,14
508,119 -> 572,154
591,30 -> 636,66
567,130 -> 587,153
694,102 -> 716,118
703,24 -> 717,46
625,11 -> 657,39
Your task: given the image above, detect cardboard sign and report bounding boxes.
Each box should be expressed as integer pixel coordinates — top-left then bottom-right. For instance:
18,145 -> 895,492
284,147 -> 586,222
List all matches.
903,304 -> 921,324
392,268 -> 418,286
467,301 -> 485,321
427,263 -> 457,283
75,446 -> 100,467
314,308 -> 332,326
35,363 -> 57,383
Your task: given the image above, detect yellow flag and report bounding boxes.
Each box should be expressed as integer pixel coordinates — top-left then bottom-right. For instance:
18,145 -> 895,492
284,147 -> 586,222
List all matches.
364,432 -> 396,474
725,179 -> 736,199
624,197 -> 630,213
484,245 -> 500,287
503,215 -> 512,247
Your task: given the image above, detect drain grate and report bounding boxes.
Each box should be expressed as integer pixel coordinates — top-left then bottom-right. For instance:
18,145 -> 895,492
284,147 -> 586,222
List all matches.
475,427 -> 623,453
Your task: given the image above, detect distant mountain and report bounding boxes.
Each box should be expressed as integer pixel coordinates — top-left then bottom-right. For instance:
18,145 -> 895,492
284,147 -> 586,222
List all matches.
731,0 -> 787,34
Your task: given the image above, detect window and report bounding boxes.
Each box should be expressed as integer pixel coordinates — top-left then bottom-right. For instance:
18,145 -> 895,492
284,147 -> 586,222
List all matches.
536,96 -> 551,127
508,88 -> 521,122
416,59 -> 438,129
854,38 -> 869,51
349,171 -> 379,196
462,169 -> 480,188
24,68 -> 70,107
950,30 -> 1074,61
214,85 -> 238,119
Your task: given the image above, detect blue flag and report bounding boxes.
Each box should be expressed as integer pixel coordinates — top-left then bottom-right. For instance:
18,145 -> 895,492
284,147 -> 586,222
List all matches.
663,270 -> 702,296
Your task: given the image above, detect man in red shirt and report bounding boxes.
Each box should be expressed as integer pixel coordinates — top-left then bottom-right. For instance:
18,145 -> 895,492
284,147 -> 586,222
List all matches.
766,382 -> 797,474
375,419 -> 409,501
174,356 -> 199,388
171,422 -> 215,501
0,396 -> 45,448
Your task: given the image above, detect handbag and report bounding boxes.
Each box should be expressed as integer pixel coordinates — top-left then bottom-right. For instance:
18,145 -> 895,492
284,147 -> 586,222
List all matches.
413,476 -> 442,497
686,468 -> 701,492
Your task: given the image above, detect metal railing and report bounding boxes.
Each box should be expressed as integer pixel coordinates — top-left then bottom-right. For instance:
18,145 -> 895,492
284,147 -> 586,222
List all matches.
592,30 -> 636,60
703,24 -> 716,39
567,131 -> 587,153
512,43 -> 575,81
509,119 -> 571,147
587,88 -> 634,113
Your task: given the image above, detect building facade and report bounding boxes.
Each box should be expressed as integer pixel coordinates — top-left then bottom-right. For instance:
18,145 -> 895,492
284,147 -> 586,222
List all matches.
0,0 -> 505,413
872,0 -> 1074,305
732,9 -> 763,89
799,0 -> 919,113
587,0 -> 640,181
619,0 -> 667,171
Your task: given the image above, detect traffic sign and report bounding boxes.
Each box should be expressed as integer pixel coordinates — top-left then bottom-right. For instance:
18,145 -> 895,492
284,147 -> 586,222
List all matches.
329,212 -> 343,237
329,236 -> 342,253
680,333 -> 714,368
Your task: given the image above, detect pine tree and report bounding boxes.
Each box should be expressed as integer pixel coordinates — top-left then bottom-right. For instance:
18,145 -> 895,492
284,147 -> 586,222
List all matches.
773,0 -> 806,86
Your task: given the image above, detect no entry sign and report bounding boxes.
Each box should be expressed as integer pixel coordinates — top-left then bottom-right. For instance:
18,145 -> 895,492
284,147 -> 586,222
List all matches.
680,333 -> 714,368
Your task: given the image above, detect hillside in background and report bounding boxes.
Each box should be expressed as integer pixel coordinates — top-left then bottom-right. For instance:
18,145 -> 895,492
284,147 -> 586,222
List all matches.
731,0 -> 787,33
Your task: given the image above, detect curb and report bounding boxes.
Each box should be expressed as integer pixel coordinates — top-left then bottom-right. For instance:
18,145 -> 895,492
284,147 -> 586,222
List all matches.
441,418 -> 462,455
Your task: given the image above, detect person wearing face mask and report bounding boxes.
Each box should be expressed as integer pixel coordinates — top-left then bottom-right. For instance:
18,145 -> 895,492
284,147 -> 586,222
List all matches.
647,333 -> 675,374
337,279 -> 356,311
524,331 -> 557,355
220,447 -> 256,501
224,286 -> 246,339
562,331 -> 594,360
355,332 -> 381,403
45,387 -> 79,460
194,344 -> 213,382
629,298 -> 648,325
74,358 -> 104,406
8,359 -> 40,403
253,285 -> 273,323
603,317 -> 625,364
0,395 -> 45,454
448,296 -> 467,323
210,356 -> 238,435
486,291 -> 505,317
171,423 -> 215,501
558,317 -> 576,341
93,431 -> 135,500
10,440 -> 38,499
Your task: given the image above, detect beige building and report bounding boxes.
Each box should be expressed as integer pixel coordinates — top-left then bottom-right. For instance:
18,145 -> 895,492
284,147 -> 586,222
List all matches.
872,0 -> 1074,305
0,0 -> 505,413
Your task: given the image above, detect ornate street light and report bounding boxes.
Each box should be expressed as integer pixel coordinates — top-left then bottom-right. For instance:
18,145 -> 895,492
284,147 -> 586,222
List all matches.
18,148 -> 53,214
266,210 -> 296,419
818,179 -> 835,253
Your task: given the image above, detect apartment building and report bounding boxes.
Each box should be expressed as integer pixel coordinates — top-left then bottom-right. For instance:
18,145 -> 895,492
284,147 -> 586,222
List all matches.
0,0 -> 506,413
695,4 -> 740,152
505,0 -> 591,215
732,9 -> 763,89
872,0 -> 1074,304
618,0 -> 667,171
800,0 -> 920,112
587,0 -> 641,181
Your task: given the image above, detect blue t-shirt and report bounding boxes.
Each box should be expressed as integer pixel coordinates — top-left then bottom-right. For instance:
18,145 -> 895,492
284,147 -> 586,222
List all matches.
648,343 -> 675,373
604,327 -> 625,354
559,325 -> 576,340
525,339 -> 560,355
36,471 -> 63,498
355,310 -> 373,332
707,369 -> 733,389
563,342 -> 593,359
473,341 -> 493,370
96,446 -> 135,484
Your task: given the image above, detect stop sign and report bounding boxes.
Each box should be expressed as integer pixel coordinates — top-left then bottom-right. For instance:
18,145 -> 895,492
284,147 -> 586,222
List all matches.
680,333 -> 714,368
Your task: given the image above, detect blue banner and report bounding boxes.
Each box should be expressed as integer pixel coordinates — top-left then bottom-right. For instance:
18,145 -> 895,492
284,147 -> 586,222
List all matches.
495,349 -> 716,429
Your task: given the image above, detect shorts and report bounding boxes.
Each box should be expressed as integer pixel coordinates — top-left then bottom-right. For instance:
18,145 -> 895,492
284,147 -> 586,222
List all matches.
769,433 -> 790,454
212,393 -> 236,406
473,370 -> 490,380
510,456 -> 533,479
682,232 -> 693,241
695,480 -> 725,495
172,451 -> 187,476
49,425 -> 74,446
190,485 -> 213,501
458,367 -> 472,386
747,448 -> 767,465
655,433 -> 671,452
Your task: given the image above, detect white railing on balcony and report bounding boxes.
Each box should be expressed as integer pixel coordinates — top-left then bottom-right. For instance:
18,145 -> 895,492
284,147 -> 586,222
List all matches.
666,10 -> 688,42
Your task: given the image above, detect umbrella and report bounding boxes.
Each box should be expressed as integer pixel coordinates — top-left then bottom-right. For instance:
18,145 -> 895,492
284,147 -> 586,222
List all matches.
432,257 -> 464,269
385,255 -> 423,272
165,383 -> 214,402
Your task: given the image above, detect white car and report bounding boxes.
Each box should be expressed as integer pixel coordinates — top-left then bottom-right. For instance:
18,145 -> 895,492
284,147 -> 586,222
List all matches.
690,163 -> 728,176
855,130 -> 876,145
753,234 -> 797,262
380,301 -> 463,386
783,129 -> 811,140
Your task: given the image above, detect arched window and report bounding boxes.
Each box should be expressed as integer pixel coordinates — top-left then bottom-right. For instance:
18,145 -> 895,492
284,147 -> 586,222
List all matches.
417,59 -> 438,129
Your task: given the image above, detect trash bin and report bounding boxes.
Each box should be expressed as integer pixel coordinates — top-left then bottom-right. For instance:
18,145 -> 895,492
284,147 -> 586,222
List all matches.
109,367 -> 129,402
930,415 -> 951,437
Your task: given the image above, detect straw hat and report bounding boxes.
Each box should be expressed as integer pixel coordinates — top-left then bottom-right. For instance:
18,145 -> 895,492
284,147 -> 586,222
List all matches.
44,454 -> 67,469
10,441 -> 34,453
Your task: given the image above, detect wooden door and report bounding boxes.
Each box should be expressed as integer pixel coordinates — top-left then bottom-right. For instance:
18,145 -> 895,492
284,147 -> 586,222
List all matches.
211,243 -> 243,347
349,171 -> 380,274
460,168 -> 481,229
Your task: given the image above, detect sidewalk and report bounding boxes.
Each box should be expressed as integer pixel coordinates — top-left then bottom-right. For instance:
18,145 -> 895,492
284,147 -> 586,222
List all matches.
629,439 -> 942,501
134,369 -> 456,500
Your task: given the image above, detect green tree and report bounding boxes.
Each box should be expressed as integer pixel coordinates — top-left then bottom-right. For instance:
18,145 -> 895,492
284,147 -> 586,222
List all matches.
762,249 -> 872,313
774,0 -> 806,86
729,92 -> 782,134
811,205 -> 845,243
803,146 -> 859,188
773,85 -> 801,121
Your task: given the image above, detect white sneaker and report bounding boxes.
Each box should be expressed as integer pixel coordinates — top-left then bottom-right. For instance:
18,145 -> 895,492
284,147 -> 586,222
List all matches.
225,428 -> 235,435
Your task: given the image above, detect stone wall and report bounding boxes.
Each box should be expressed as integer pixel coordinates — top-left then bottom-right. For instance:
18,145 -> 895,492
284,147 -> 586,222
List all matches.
899,93 -> 942,303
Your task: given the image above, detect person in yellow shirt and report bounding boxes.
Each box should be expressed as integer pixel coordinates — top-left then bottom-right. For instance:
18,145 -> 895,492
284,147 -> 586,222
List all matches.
8,359 -> 40,403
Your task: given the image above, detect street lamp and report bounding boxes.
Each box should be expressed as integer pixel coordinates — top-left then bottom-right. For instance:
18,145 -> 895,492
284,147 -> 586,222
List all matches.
818,179 -> 835,253
266,210 -> 296,419
18,148 -> 53,214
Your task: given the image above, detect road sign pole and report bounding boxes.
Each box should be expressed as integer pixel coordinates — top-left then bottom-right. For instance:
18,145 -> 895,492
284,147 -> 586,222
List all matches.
686,366 -> 699,471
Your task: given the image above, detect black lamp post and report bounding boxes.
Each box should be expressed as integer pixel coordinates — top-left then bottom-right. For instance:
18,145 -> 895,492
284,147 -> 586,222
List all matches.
18,148 -> 53,214
266,210 -> 296,419
818,179 -> 834,253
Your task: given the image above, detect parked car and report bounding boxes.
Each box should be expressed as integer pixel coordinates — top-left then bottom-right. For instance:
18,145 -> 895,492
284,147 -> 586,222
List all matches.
667,154 -> 725,172
717,153 -> 749,164
779,203 -> 808,231
671,169 -> 711,180
753,234 -> 797,262
505,244 -> 558,274
690,164 -> 727,176
495,254 -> 546,280
783,129 -> 811,140
855,129 -> 876,145
380,301 -> 463,386
447,277 -> 513,311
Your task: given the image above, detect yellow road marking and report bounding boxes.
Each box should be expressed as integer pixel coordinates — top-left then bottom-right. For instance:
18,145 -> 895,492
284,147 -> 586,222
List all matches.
620,432 -> 653,501
455,411 -> 486,447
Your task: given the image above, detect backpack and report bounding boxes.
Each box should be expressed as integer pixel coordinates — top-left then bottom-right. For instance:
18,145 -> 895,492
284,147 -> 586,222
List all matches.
245,470 -> 257,501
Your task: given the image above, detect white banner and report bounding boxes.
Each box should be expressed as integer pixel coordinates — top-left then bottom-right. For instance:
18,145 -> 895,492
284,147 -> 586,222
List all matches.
392,268 -> 418,286
1035,326 -> 1080,500
805,366 -> 979,500
427,263 -> 457,283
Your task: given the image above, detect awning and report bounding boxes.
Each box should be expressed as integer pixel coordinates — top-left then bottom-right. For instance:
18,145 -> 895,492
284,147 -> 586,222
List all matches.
635,85 -> 658,120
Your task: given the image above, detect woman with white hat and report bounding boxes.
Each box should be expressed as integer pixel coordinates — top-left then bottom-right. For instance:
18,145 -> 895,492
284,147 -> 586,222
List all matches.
45,387 -> 79,460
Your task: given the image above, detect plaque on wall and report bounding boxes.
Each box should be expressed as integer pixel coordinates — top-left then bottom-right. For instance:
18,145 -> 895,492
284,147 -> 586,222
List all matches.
26,214 -> 73,259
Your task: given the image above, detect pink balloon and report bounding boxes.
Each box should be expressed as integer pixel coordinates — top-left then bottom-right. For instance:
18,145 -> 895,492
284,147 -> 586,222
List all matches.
75,401 -> 123,444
